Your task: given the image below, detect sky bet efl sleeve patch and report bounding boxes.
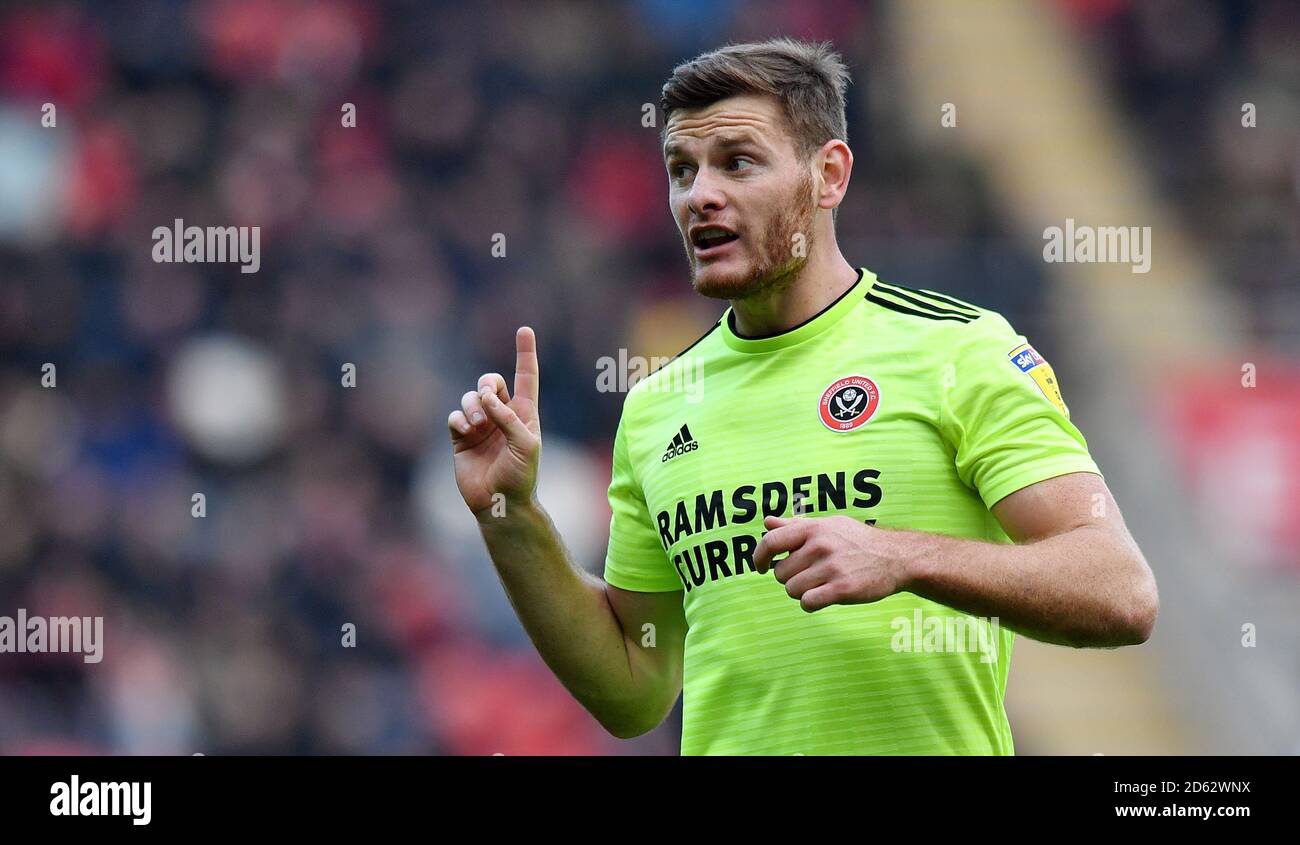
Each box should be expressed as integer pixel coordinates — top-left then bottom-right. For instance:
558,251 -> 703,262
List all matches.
1007,342 -> 1070,418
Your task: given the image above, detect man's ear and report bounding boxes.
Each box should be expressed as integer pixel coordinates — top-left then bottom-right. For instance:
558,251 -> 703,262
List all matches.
816,139 -> 853,211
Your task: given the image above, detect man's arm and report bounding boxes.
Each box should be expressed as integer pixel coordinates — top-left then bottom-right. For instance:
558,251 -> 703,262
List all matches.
753,472 -> 1158,648
449,327 -> 685,737
477,503 -> 686,736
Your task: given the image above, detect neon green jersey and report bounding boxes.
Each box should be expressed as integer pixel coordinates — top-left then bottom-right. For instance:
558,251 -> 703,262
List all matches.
603,268 -> 1100,755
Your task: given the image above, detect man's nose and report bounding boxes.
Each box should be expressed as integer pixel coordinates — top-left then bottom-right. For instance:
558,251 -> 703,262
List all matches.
687,169 -> 726,215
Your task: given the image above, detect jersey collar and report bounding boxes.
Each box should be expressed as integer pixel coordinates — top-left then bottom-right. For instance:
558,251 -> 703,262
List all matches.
720,267 -> 873,354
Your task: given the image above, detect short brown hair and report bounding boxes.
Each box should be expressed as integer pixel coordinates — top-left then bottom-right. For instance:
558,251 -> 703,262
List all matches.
660,38 -> 850,158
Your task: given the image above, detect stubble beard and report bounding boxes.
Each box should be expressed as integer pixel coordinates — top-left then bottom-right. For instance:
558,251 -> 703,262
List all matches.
687,172 -> 817,302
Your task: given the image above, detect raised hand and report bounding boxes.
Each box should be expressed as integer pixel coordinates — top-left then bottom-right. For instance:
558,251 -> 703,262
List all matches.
448,326 -> 542,516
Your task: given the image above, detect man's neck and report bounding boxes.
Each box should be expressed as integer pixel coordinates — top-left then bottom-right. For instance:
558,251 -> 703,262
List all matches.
730,251 -> 859,338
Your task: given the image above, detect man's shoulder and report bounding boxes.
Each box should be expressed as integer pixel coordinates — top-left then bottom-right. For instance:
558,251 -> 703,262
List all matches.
859,277 -> 1018,351
862,276 -> 996,326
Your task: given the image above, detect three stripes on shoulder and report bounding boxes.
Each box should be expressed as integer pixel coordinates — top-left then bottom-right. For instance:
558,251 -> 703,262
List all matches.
866,280 -> 983,324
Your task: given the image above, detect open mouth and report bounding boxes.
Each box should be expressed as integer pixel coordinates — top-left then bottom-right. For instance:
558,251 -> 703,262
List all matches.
691,227 -> 740,253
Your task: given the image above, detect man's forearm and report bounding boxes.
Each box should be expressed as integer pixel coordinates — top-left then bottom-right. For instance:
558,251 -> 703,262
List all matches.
475,500 -> 651,729
900,525 -> 1158,648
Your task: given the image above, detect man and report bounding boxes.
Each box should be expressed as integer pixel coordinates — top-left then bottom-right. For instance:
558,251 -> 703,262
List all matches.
448,38 -> 1158,755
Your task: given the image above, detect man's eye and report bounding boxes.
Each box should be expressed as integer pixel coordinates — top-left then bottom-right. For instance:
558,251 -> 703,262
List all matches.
671,164 -> 694,180
727,157 -> 753,172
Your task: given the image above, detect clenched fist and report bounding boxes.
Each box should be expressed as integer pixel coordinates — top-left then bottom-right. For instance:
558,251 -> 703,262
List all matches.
753,514 -> 914,612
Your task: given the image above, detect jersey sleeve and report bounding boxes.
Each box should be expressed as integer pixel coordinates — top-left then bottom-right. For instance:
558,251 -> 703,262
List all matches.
602,409 -> 683,593
939,313 -> 1101,510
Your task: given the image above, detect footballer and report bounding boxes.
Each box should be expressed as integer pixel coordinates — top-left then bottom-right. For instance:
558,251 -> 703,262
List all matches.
448,38 -> 1158,755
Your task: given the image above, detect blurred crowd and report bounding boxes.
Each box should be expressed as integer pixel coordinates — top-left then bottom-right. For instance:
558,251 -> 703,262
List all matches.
0,0 -> 1290,755
1073,0 -> 1300,349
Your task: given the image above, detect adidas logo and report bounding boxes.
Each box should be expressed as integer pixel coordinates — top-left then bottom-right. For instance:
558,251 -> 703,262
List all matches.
662,424 -> 699,463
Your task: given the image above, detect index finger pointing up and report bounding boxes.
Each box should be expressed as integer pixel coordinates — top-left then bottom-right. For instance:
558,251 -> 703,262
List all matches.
514,326 -> 539,404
